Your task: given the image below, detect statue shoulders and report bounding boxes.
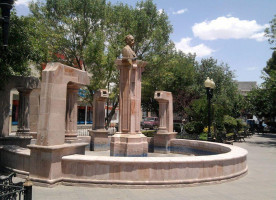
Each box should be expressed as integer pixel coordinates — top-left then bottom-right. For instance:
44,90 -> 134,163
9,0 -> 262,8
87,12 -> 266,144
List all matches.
122,45 -> 136,58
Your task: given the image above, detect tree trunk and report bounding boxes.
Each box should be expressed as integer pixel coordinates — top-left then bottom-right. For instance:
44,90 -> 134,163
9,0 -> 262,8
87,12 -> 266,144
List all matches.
105,98 -> 119,129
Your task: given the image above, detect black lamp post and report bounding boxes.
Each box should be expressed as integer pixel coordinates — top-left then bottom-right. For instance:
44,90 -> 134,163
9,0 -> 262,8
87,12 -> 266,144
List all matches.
204,77 -> 215,141
0,0 -> 14,48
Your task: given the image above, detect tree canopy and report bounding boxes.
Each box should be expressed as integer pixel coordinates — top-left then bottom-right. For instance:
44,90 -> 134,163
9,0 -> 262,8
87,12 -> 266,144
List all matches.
0,0 -> 245,132
0,12 -> 42,88
246,14 -> 276,121
265,14 -> 276,50
29,0 -> 173,126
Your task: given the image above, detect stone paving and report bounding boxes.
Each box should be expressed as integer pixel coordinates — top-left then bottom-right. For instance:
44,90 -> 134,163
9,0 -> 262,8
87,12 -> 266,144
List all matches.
29,133 -> 276,199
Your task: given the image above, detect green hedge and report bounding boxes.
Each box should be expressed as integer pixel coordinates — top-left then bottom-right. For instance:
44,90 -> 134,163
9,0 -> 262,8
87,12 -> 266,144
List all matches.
184,121 -> 204,134
141,130 -> 156,137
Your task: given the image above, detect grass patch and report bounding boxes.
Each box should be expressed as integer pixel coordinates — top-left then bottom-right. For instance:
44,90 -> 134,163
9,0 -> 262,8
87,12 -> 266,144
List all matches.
142,130 -> 156,137
199,132 -> 207,141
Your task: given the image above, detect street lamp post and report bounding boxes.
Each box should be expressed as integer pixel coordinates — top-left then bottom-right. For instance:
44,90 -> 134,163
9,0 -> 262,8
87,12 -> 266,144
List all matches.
0,0 -> 14,48
204,77 -> 215,141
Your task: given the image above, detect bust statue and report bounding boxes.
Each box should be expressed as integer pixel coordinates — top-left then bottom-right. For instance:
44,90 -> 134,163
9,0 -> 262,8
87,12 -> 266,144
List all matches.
122,35 -> 137,66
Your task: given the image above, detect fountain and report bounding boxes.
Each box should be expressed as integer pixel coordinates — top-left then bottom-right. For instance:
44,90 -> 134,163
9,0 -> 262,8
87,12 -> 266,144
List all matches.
0,35 -> 248,187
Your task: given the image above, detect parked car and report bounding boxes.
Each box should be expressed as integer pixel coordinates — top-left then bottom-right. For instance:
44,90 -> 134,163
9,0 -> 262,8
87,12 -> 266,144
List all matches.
141,117 -> 159,130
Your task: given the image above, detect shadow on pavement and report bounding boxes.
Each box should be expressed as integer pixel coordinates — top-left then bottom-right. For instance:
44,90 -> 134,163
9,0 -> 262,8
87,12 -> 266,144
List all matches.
245,133 -> 276,148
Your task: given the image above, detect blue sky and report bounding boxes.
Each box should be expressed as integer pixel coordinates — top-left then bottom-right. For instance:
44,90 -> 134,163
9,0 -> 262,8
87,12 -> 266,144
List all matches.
15,0 -> 276,84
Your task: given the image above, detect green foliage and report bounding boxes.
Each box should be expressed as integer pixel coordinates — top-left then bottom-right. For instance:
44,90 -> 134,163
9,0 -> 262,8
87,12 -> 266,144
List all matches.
223,115 -> 237,133
27,0 -> 244,129
141,130 -> 156,137
245,51 -> 276,120
184,121 -> 204,134
264,51 -> 276,75
29,0 -> 173,126
178,58 -> 244,133
236,118 -> 246,131
246,86 -> 275,119
185,98 -> 207,123
29,0 -> 106,69
198,132 -> 207,141
226,132 -> 234,138
0,12 -> 42,89
265,14 -> 276,50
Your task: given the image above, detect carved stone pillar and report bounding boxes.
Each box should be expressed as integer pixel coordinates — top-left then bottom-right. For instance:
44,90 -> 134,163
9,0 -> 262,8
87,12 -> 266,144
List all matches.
153,91 -> 177,153
29,88 -> 41,139
89,89 -> 109,151
17,89 -> 32,135
110,59 -> 148,157
65,86 -> 79,142
158,102 -> 167,132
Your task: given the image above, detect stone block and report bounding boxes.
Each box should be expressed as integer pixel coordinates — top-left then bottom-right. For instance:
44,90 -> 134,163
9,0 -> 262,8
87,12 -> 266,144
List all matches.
89,130 -> 109,151
154,132 -> 177,153
110,133 -> 148,157
28,143 -> 87,185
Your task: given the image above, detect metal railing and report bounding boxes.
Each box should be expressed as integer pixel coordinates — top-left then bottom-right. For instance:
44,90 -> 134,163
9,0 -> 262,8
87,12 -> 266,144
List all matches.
0,173 -> 32,200
77,125 -> 91,136
77,125 -> 117,136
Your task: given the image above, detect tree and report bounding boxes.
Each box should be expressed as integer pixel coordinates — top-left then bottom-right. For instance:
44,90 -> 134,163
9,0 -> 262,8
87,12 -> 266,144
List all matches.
29,0 -> 106,70
245,87 -> 273,119
142,50 -> 198,117
183,58 -> 244,134
247,15 -> 276,121
246,51 -> 276,120
0,12 -> 42,89
265,14 -> 276,50
29,0 -> 173,127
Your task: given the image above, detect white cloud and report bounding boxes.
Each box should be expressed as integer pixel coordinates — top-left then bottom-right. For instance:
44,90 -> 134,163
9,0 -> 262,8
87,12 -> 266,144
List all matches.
15,0 -> 32,6
192,16 -> 268,42
250,32 -> 266,42
246,67 -> 259,71
158,9 -> 163,15
173,9 -> 188,15
175,37 -> 214,57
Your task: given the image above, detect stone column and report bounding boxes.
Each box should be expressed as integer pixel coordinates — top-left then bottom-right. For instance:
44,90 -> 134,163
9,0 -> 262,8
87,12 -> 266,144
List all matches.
17,89 -> 32,135
158,102 -> 167,132
110,59 -> 148,157
89,89 -> 109,151
0,90 -> 11,137
65,86 -> 79,142
29,88 -> 41,139
30,63 -> 89,185
154,91 -> 177,153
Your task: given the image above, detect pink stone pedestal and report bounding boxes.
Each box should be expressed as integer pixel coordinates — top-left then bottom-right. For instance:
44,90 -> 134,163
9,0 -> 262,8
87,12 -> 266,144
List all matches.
28,143 -> 87,185
154,133 -> 177,153
153,91 -> 176,153
89,130 -> 109,151
16,89 -> 32,136
90,89 -> 109,151
110,59 -> 148,157
110,133 -> 148,157
28,63 -> 90,185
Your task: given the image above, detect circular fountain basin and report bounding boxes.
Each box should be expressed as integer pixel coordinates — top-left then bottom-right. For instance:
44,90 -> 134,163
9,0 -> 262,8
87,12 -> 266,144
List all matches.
61,139 -> 247,186
0,139 -> 247,186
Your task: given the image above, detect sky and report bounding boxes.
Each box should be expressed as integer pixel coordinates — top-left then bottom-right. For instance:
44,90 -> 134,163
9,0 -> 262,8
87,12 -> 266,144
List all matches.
14,0 -> 276,84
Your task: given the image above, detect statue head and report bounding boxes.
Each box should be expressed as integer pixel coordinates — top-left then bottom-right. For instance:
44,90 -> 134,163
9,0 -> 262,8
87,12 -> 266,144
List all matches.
125,35 -> 135,48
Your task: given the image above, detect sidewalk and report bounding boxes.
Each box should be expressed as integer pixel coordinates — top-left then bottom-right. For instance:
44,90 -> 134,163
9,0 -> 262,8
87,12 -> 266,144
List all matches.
32,134 -> 276,200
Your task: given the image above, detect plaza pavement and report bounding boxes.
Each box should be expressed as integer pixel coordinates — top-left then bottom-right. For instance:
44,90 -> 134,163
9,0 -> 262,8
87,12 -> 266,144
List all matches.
31,133 -> 276,200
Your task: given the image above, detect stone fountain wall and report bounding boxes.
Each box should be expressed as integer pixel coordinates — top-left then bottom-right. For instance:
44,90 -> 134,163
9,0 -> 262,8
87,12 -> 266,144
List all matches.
0,140 -> 247,186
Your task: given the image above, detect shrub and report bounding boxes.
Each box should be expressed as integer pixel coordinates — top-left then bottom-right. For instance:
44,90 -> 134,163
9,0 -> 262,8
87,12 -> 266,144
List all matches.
184,121 -> 204,134
223,115 -> 237,133
236,118 -> 247,131
199,132 -> 207,140
142,130 -> 156,137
